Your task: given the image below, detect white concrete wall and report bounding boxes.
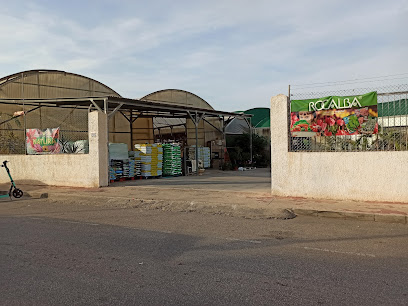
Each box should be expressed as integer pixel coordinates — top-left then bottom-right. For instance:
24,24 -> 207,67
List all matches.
89,110 -> 109,187
271,94 -> 408,203
0,111 -> 109,188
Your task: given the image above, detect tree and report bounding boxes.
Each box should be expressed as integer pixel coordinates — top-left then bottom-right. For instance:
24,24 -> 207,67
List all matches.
226,133 -> 270,167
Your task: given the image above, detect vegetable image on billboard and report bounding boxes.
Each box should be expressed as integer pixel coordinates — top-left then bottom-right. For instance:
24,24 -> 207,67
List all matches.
290,92 -> 378,137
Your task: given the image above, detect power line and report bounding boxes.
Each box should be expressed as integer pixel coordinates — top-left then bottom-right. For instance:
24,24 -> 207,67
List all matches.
294,76 -> 408,90
291,72 -> 408,87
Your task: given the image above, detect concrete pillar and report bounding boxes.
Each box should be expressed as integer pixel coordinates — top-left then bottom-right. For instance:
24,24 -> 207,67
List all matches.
270,94 -> 289,195
89,111 -> 109,187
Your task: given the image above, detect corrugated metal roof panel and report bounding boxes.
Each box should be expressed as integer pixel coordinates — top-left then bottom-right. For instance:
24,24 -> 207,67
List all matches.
378,99 -> 408,117
244,107 -> 270,128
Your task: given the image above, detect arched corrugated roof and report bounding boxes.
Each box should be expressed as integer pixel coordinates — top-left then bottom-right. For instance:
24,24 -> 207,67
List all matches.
225,107 -> 270,134
0,69 -> 121,99
141,89 -> 214,110
244,107 -> 270,128
225,117 -> 250,135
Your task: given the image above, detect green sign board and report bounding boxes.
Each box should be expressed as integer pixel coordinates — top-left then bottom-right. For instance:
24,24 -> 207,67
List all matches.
291,91 -> 377,112
290,92 -> 378,137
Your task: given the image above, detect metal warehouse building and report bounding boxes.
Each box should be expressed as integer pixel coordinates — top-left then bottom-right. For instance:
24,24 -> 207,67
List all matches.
0,70 -> 250,187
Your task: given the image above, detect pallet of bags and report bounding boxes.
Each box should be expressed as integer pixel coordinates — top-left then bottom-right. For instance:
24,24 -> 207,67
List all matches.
128,159 -> 135,177
135,143 -> 163,178
135,160 -> 141,176
163,143 -> 182,176
122,160 -> 130,177
109,166 -> 117,181
188,146 -> 210,169
110,160 -> 124,180
203,147 -> 211,168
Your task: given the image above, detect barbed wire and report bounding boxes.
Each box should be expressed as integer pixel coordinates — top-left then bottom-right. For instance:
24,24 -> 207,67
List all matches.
290,84 -> 408,100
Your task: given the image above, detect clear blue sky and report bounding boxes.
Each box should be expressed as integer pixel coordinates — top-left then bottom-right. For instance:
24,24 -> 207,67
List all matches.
1,0 -> 407,110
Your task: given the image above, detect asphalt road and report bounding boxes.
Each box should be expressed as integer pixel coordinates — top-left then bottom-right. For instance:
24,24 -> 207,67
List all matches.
1,199 -> 408,305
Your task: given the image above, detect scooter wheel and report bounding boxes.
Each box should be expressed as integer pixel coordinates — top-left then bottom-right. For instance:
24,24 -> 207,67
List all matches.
13,188 -> 23,198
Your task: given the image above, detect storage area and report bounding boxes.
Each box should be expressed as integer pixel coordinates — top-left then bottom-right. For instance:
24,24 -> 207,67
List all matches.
108,141 -> 215,181
0,70 -> 253,188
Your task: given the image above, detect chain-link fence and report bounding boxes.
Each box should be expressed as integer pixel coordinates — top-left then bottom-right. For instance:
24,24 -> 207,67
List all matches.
0,103 -> 89,154
0,104 -> 25,154
289,84 -> 408,152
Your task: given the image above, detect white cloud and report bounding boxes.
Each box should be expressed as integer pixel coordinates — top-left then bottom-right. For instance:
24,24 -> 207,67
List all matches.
0,0 -> 407,110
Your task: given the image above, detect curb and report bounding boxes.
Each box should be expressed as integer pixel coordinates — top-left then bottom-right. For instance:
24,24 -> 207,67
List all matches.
38,192 -> 295,220
24,192 -> 49,199
293,208 -> 407,225
20,191 -> 408,225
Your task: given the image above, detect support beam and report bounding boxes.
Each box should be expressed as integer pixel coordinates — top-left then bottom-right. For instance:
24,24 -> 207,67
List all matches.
244,117 -> 253,164
119,110 -> 131,123
187,111 -> 205,124
187,111 -> 194,122
0,100 -> 90,114
225,116 -> 234,125
132,112 -> 141,124
250,125 -> 253,164
152,123 -> 186,130
133,114 -> 187,119
187,111 -> 205,176
108,103 -> 124,119
203,117 -> 223,133
199,114 -> 205,123
195,112 -> 199,176
222,117 -> 226,166
0,105 -> 42,126
130,110 -> 133,147
90,98 -> 103,113
0,96 -> 254,120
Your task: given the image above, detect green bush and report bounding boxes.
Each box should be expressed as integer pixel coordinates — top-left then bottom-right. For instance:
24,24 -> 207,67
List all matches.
226,133 -> 270,168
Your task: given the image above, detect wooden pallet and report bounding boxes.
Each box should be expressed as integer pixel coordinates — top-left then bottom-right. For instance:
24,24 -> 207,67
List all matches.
141,175 -> 162,179
110,176 -> 142,183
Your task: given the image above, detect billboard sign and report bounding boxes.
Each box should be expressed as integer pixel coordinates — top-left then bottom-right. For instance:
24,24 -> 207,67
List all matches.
26,128 -> 61,154
290,91 -> 378,137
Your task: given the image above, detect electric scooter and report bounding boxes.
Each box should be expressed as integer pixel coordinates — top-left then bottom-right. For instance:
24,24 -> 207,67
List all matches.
0,160 -> 23,199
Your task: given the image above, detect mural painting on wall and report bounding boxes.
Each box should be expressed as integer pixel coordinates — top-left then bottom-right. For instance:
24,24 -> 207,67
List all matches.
290,91 -> 378,137
26,128 -> 61,154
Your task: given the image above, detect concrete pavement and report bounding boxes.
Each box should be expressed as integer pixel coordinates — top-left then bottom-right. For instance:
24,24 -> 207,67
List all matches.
3,182 -> 406,225
1,168 -> 407,224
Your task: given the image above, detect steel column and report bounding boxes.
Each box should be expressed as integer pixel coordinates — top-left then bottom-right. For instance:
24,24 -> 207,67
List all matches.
250,124 -> 253,164
21,72 -> 27,155
130,110 -> 133,148
222,116 -> 226,166
195,111 -> 199,176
